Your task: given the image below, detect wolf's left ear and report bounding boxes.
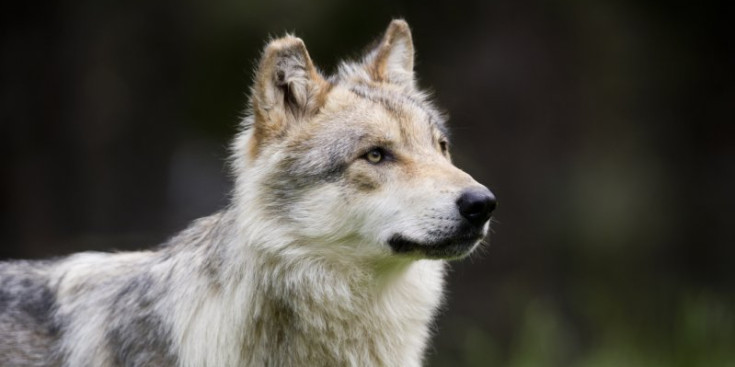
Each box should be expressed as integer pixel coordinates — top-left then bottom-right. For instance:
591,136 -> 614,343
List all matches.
365,19 -> 415,87
251,36 -> 328,150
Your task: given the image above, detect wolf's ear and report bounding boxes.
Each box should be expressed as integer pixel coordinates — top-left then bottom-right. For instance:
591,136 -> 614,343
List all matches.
251,36 -> 327,149
365,19 -> 415,87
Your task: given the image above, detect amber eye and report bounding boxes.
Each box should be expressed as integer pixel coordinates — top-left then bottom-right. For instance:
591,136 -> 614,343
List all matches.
365,149 -> 384,164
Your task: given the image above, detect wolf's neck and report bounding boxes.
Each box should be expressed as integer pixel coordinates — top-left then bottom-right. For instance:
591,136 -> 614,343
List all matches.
240,250 -> 447,366
170,209 -> 447,366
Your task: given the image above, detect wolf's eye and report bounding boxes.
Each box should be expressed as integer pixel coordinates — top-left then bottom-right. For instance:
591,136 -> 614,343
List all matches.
365,149 -> 384,164
439,140 -> 449,154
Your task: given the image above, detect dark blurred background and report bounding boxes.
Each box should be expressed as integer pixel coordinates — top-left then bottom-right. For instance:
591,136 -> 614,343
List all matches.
2,1 -> 733,365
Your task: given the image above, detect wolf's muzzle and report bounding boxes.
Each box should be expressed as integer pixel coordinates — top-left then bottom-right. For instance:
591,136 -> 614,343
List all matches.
456,188 -> 496,227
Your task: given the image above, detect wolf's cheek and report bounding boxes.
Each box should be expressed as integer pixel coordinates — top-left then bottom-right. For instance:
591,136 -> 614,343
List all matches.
347,171 -> 380,192
345,163 -> 388,192
347,168 -> 385,193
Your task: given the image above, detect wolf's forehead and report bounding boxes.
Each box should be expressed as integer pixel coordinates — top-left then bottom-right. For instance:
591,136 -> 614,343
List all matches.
344,84 -> 447,136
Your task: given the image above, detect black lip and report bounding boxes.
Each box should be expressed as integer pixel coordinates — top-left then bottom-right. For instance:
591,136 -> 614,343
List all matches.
388,230 -> 484,259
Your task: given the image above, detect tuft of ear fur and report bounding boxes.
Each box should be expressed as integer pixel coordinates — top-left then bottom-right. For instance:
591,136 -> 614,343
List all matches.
366,19 -> 415,87
251,36 -> 328,154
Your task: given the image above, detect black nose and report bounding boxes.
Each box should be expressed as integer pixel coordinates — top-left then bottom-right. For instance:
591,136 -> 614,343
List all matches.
456,188 -> 496,226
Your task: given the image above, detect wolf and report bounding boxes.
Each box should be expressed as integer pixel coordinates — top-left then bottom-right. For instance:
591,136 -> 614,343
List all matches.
0,19 -> 496,366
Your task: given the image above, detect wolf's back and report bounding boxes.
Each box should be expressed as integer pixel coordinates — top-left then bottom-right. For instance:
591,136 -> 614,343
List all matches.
0,251 -> 180,366
0,260 -> 60,366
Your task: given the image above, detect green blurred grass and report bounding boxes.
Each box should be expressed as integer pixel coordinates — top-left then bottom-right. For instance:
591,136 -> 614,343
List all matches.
431,290 -> 735,367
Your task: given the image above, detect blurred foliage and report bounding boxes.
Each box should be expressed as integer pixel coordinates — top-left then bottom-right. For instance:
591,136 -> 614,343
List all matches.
432,291 -> 735,367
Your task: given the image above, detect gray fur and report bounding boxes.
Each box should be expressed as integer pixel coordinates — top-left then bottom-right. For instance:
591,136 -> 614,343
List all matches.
0,212 -> 233,367
348,84 -> 448,135
263,129 -> 372,216
105,273 -> 177,367
0,261 -> 61,366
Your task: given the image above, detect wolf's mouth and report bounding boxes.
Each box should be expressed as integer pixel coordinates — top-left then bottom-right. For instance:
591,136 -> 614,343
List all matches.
388,229 -> 485,259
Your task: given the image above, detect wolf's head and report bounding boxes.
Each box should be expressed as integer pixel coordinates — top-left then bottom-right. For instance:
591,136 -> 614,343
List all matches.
232,20 -> 495,261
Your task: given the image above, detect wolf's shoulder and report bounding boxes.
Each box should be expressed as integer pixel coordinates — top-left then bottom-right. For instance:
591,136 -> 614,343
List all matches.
0,258 -> 60,310
0,259 -> 60,363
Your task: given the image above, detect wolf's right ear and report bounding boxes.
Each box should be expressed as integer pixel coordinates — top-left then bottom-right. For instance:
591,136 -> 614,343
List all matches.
251,36 -> 328,153
364,19 -> 415,87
